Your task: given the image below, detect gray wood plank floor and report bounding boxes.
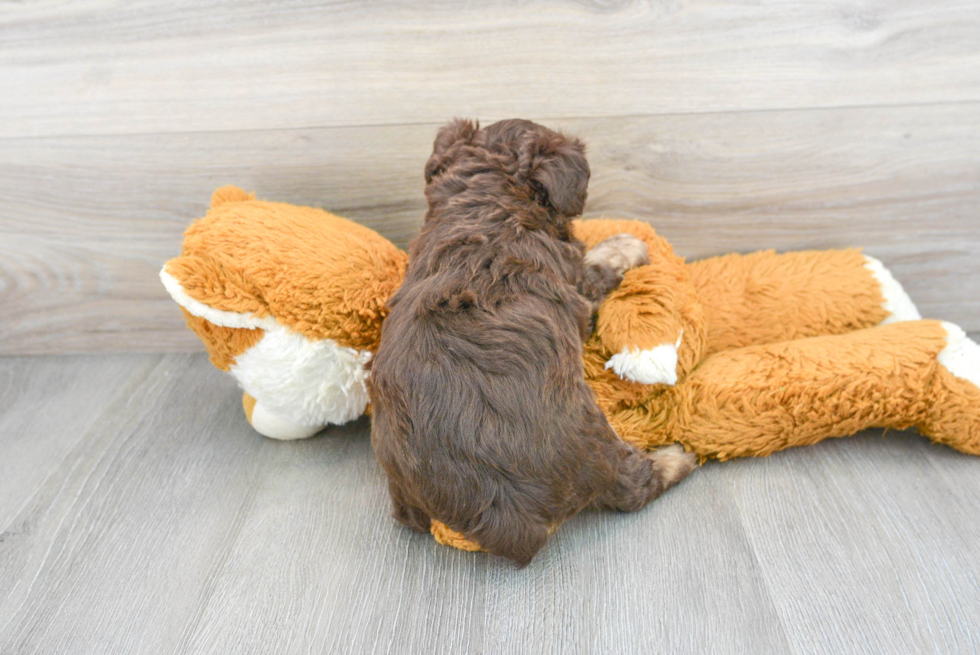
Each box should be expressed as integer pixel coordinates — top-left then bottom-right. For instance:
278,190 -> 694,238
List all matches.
1,353 -> 978,654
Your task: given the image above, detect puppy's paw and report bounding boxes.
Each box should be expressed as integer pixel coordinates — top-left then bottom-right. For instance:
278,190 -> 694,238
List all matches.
649,443 -> 697,488
584,233 -> 650,275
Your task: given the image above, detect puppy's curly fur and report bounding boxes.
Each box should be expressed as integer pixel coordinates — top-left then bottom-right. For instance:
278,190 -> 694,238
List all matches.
369,119 -> 695,565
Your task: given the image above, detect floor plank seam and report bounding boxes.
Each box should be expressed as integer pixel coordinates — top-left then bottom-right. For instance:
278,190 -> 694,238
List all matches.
3,98 -> 979,143
717,465 -> 804,655
171,464 -> 267,655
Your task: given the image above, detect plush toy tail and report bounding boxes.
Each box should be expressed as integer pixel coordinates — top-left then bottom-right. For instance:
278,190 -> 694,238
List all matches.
647,320 -> 980,460
160,260 -> 274,371
430,521 -> 485,553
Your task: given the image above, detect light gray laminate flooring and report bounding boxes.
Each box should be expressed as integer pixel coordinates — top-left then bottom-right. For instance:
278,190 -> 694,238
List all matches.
1,353 -> 978,654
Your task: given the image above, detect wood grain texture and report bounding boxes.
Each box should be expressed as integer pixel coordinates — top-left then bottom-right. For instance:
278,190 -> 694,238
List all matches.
0,354 -> 164,530
478,468 -> 793,654
0,354 -> 270,654
2,0 -> 980,138
2,103 -> 978,354
724,433 -> 980,654
2,354 -> 979,653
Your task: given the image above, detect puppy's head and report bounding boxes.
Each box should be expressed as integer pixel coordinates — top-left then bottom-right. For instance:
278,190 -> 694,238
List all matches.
424,118 -> 590,218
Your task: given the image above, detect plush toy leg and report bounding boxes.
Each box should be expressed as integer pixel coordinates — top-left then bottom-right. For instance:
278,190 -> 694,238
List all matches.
647,320 -> 980,460
919,323 -> 980,454
573,219 -> 708,385
229,324 -> 372,440
861,256 -> 921,324
687,249 -> 919,354
242,392 -> 325,440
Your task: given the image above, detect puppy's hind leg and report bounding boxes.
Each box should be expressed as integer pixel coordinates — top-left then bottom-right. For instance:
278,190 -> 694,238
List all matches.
388,480 -> 432,533
593,442 -> 696,513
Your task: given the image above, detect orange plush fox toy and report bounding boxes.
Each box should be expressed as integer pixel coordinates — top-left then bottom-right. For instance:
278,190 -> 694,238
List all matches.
162,187 -> 980,551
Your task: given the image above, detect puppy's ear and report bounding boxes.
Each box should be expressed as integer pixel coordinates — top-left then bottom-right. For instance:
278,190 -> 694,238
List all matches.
518,132 -> 590,217
425,119 -> 479,183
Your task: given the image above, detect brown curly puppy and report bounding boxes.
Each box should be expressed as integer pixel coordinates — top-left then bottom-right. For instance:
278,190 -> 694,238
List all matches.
369,119 -> 695,565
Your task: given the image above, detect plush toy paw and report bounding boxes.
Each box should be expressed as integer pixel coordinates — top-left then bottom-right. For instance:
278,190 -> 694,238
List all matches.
918,321 -> 980,456
863,255 -> 921,324
938,322 -> 980,389
605,332 -> 683,386
242,393 -> 325,440
584,233 -> 650,276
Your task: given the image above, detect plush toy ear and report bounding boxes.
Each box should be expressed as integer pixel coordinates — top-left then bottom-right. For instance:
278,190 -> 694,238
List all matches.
210,186 -> 255,208
160,253 -> 272,329
424,118 -> 479,183
517,132 -> 590,217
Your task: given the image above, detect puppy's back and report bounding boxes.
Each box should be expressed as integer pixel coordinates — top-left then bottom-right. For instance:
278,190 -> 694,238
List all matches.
371,118 -> 615,565
370,286 -> 609,565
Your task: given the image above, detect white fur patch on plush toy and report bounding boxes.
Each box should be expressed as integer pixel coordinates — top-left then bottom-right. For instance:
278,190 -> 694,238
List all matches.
939,322 -> 980,389
249,401 -> 325,440
605,333 -> 683,386
231,325 -> 372,429
863,256 -> 921,324
161,265 -> 371,430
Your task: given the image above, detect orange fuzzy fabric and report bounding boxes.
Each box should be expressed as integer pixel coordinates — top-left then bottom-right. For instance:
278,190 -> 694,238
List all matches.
166,186 -> 408,351
181,310 -> 265,371
688,249 -> 889,354
652,320 -> 979,459
165,189 -> 980,555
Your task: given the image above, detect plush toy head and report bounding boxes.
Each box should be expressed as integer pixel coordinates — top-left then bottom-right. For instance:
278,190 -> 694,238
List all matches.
161,186 -> 407,438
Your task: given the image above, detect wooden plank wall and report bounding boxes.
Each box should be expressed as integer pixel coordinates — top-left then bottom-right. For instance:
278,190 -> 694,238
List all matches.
1,0 -> 978,354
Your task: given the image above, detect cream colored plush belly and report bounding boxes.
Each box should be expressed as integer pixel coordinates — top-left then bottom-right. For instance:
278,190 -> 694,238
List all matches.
230,324 -> 372,428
